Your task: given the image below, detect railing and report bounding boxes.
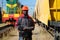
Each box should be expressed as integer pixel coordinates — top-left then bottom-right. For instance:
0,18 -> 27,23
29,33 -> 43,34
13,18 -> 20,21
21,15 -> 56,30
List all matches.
35,20 -> 54,37
0,24 -> 14,40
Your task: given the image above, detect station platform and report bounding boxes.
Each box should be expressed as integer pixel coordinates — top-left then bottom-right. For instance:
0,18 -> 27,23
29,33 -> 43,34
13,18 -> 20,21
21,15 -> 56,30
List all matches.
0,23 -> 8,27
4,24 -> 54,40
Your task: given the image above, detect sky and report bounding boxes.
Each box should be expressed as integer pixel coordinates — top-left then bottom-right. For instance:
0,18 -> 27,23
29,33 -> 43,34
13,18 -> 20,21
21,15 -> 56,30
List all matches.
0,0 -> 36,16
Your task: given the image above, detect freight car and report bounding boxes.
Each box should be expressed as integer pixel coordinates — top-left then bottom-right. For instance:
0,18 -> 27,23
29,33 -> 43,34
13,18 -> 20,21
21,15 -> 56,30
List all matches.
34,0 -> 60,29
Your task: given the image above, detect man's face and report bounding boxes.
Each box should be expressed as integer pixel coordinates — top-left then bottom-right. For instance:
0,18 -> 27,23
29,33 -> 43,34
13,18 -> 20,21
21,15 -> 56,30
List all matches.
23,10 -> 28,16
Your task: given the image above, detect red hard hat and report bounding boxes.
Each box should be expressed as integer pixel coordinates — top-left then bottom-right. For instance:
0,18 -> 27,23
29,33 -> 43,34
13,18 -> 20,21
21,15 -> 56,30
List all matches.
22,6 -> 28,10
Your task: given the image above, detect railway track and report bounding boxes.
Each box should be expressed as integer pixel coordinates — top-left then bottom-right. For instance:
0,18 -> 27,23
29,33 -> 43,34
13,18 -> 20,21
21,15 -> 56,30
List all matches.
38,22 -> 55,37
47,27 -> 55,37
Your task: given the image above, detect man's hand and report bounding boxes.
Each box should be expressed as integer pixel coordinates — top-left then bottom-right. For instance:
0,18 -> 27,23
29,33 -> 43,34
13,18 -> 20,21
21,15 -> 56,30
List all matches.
18,30 -> 20,32
23,27 -> 34,30
23,27 -> 27,30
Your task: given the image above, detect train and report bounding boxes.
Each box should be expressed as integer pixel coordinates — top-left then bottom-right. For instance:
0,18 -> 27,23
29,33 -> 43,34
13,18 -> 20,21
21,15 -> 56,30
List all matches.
34,0 -> 60,29
2,0 -> 22,26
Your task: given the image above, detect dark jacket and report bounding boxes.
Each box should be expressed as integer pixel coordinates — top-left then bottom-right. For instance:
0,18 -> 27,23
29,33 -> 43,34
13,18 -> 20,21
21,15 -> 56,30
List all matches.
17,14 -> 35,36
17,14 -> 35,31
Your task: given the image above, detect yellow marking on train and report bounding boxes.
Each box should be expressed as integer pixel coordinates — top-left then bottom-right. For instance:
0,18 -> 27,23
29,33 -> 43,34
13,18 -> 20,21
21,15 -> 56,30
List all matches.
6,4 -> 17,8
3,14 -> 9,17
6,4 -> 11,8
13,4 -> 17,8
14,14 -> 19,17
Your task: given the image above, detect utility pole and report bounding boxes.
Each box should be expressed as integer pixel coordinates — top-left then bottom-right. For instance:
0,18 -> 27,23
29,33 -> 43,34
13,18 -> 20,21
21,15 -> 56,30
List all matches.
1,0 -> 3,14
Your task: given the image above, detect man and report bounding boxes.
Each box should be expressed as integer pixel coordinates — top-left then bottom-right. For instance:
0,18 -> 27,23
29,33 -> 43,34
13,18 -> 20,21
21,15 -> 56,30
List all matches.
17,6 -> 35,40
